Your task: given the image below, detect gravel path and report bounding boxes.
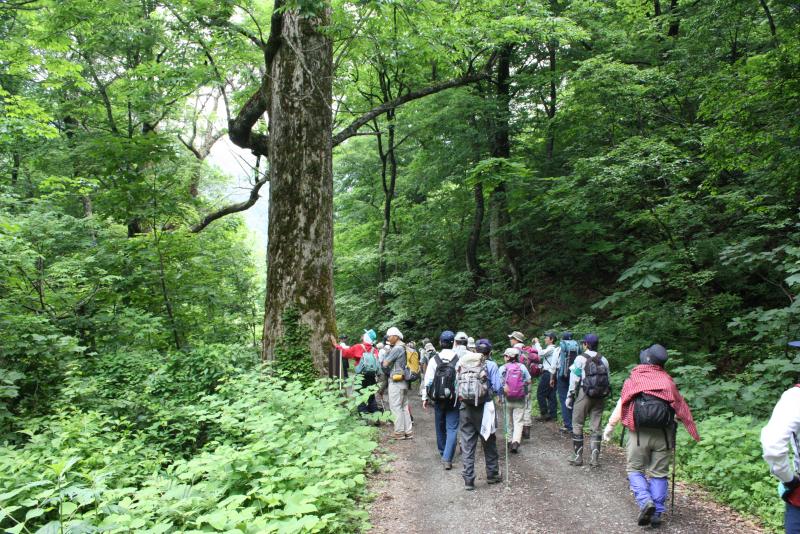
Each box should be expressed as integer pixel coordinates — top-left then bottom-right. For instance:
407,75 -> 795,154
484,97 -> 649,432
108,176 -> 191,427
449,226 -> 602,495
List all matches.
368,395 -> 765,534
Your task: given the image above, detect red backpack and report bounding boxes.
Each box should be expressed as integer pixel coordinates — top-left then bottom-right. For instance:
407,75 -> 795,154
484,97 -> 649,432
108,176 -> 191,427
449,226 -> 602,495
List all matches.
521,346 -> 543,378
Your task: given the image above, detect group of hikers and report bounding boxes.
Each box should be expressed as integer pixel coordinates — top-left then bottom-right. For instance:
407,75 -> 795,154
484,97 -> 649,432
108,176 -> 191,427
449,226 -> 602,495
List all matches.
334,329 -> 800,532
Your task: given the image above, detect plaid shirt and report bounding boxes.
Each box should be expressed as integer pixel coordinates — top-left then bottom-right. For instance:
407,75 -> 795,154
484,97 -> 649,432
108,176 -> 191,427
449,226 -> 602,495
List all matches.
620,364 -> 700,441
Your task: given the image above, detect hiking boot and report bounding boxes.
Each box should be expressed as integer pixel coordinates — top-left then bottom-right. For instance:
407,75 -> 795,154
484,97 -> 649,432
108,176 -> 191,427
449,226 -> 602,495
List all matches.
589,434 -> 602,467
510,441 -> 519,453
464,480 -> 475,491
637,500 -> 656,526
650,513 -> 662,528
569,434 -> 584,466
443,461 -> 453,470
391,431 -> 406,440
486,474 -> 502,484
404,432 -> 414,439
522,425 -> 531,439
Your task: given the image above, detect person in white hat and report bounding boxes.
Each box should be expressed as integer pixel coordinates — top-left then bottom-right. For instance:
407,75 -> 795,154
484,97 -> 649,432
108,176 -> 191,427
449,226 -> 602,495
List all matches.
382,327 -> 413,439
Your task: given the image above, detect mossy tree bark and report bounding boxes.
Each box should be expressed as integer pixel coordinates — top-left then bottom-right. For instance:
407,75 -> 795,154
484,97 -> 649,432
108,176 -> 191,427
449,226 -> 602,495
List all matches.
262,6 -> 336,371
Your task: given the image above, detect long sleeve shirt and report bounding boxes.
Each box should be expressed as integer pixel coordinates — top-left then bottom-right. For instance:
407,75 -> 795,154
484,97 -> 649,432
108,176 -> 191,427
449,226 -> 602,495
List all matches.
537,344 -> 560,375
422,348 -> 458,401
335,342 -> 374,365
761,386 -> 800,483
568,350 -> 610,397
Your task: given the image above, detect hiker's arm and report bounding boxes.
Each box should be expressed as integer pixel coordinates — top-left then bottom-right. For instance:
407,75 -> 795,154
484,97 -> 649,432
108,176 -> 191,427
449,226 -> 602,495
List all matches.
421,359 -> 437,401
567,357 -> 582,397
487,363 -> 503,397
761,388 -> 800,483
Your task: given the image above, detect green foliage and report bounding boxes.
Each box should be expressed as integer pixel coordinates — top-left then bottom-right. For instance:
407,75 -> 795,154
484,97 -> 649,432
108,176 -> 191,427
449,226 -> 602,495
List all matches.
0,364 -> 377,534
677,415 -> 783,531
273,308 -> 319,385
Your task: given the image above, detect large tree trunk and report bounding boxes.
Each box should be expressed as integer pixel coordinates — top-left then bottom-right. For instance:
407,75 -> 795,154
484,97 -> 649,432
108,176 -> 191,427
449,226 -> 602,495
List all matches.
262,7 -> 336,371
376,109 -> 397,308
466,180 -> 486,285
488,45 -> 522,290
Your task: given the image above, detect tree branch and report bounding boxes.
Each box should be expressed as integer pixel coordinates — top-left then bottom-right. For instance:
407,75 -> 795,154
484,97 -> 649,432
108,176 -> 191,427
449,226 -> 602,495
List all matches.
332,68 -> 492,147
190,175 -> 269,233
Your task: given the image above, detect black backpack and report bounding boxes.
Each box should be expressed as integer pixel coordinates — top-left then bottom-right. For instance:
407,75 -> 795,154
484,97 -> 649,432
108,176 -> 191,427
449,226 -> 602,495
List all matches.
582,353 -> 611,398
633,393 -> 675,429
428,354 -> 459,402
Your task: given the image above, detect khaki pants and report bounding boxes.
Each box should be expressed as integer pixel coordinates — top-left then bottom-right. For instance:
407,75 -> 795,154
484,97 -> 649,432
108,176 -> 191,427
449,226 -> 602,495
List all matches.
388,381 -> 412,434
506,399 -> 526,443
571,390 -> 605,437
626,426 -> 672,478
523,393 -> 532,426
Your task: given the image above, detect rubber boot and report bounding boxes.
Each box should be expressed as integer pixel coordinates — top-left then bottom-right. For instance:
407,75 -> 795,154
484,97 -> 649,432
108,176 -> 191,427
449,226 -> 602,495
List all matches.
649,477 -> 668,515
589,433 -> 602,467
569,434 -> 584,465
522,425 -> 531,440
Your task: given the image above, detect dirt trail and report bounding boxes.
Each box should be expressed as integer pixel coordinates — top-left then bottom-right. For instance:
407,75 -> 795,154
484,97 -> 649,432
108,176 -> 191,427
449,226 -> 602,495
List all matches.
368,395 -> 765,534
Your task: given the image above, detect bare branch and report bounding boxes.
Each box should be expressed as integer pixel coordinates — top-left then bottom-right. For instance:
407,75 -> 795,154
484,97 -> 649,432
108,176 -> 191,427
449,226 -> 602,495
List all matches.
190,175 -> 268,233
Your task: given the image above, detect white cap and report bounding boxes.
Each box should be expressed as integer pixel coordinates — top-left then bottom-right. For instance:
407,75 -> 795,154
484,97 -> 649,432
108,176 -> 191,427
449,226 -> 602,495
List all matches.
467,337 -> 476,349
454,331 -> 468,342
503,347 -> 519,359
386,326 -> 403,340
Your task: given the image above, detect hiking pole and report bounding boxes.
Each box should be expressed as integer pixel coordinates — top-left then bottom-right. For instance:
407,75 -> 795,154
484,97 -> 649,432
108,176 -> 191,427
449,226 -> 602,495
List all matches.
503,399 -> 510,488
671,423 -> 678,513
619,426 -> 626,447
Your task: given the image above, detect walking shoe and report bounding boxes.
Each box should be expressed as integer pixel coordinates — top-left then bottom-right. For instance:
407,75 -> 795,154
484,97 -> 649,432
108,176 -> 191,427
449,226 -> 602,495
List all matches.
464,481 -> 475,491
650,513 -> 662,527
391,432 -> 406,440
486,474 -> 502,484
510,441 -> 519,453
443,461 -> 452,470
404,432 -> 414,439
637,500 -> 656,526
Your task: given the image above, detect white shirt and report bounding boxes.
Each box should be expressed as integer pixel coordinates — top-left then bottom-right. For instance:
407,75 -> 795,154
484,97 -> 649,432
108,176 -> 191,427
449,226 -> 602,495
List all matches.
761,386 -> 800,483
536,343 -> 560,375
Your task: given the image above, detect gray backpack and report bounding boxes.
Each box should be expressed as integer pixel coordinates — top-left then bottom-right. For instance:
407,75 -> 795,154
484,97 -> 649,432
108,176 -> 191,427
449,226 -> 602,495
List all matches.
457,363 -> 489,406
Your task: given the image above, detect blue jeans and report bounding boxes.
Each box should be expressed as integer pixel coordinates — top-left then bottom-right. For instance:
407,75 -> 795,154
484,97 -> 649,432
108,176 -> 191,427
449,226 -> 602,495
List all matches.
537,371 -> 557,419
557,375 -> 572,431
787,502 -> 800,534
434,401 -> 460,462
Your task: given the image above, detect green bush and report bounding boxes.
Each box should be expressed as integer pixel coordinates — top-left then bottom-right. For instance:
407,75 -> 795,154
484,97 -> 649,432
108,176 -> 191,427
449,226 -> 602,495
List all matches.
676,414 -> 783,532
0,368 -> 377,533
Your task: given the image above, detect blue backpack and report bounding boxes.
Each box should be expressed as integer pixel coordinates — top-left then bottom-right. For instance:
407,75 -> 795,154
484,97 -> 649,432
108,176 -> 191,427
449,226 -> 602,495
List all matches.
355,347 -> 380,374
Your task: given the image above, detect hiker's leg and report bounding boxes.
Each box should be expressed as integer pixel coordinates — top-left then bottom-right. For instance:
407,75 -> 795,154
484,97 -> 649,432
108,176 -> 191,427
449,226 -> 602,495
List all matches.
627,471 -> 652,509
786,503 -> 800,534
400,385 -> 412,434
388,382 -> 405,433
442,405 -> 460,462
536,373 -> 549,417
483,431 -> 500,477
557,375 -> 572,431
512,404 -> 525,443
523,393 -> 532,426
433,402 -> 447,455
546,373 -> 558,420
589,398 -> 604,435
649,477 -> 668,514
459,406 -> 478,483
570,392 -> 588,464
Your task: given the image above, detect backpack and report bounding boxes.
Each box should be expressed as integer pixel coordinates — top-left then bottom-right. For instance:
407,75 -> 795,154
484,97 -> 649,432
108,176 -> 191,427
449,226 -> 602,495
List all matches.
527,351 -> 543,378
581,353 -> 611,398
428,354 -> 459,402
355,347 -> 379,375
561,340 -> 580,377
633,393 -> 675,429
504,363 -> 526,400
403,347 -> 421,381
457,362 -> 489,406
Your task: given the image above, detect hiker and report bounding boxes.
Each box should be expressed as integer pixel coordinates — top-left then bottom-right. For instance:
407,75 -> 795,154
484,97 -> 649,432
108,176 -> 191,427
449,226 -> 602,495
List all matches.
382,327 -> 413,439
508,331 -> 533,440
761,340 -> 800,534
454,331 -> 470,357
533,332 -> 560,422
566,333 -> 610,467
467,337 -> 476,351
422,331 -> 461,469
457,338 -> 503,490
332,329 -> 380,413
419,340 -> 436,396
602,344 -> 700,527
557,331 -> 580,434
499,347 -> 532,453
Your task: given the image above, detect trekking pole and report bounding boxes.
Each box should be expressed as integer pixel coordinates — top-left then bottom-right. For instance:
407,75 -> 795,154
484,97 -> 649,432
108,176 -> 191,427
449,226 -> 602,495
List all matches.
338,349 -> 343,392
619,426 -> 626,447
503,399 -> 510,488
671,423 -> 678,513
